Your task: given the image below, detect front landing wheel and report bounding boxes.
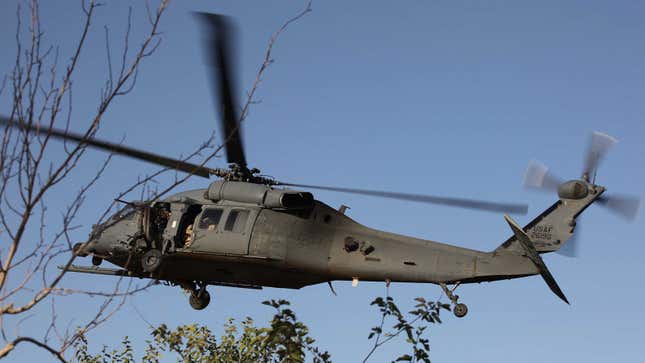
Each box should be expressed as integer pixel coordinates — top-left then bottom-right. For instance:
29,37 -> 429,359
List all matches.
189,290 -> 211,310
453,303 -> 468,318
141,249 -> 163,273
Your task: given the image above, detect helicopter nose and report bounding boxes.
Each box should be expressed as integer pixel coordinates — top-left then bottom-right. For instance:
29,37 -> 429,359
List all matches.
73,240 -> 101,255
73,242 -> 91,257
84,224 -> 111,255
75,237 -> 114,258
85,238 -> 112,256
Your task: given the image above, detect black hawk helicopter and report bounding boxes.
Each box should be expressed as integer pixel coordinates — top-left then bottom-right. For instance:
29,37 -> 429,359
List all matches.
1,14 -> 639,317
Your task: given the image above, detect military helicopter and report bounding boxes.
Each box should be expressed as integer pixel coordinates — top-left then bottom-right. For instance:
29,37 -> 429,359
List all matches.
1,14 -> 639,317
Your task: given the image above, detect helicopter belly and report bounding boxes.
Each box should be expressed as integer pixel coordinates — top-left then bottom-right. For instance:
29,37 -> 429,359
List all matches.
160,252 -> 327,289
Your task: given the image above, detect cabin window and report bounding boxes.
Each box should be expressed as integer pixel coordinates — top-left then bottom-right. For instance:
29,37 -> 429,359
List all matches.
198,208 -> 223,230
224,209 -> 250,233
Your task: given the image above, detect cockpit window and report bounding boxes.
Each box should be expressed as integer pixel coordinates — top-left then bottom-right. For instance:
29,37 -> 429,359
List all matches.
108,204 -> 137,223
198,208 -> 223,230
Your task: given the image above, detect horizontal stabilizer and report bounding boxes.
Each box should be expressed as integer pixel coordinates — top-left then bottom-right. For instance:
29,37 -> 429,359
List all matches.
504,215 -> 570,304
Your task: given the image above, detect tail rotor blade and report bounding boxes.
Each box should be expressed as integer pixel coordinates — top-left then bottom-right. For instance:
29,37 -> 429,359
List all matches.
597,194 -> 641,222
523,160 -> 562,192
582,131 -> 617,181
278,182 -> 528,215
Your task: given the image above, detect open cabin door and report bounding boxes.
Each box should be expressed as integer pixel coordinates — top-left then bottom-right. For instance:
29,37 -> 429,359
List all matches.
189,205 -> 258,255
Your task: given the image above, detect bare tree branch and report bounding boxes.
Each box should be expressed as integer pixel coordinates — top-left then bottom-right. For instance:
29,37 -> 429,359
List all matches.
0,1 -> 314,360
0,1 -> 171,360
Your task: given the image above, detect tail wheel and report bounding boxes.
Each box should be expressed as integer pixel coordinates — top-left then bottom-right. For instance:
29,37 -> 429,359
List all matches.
141,249 -> 163,272
189,290 -> 211,310
453,303 -> 468,318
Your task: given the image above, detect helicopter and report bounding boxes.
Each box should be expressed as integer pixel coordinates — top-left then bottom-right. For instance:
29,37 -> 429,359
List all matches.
0,14 -> 639,317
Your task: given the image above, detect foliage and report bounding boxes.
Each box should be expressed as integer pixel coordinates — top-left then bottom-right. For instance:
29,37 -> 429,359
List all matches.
74,295 -> 447,363
0,1 -> 171,360
74,299 -> 331,363
364,295 -> 450,363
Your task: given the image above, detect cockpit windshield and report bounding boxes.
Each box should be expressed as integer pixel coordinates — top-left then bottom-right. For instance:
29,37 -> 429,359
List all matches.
89,204 -> 140,242
107,204 -> 138,223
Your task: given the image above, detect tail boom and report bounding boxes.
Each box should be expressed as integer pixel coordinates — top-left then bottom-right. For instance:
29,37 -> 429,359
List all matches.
496,181 -> 605,255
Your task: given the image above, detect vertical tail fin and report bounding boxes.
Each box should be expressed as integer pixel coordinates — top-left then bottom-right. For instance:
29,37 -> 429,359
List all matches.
504,215 -> 569,304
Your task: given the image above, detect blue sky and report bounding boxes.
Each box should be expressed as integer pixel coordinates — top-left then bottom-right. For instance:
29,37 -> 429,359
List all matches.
1,1 -> 644,362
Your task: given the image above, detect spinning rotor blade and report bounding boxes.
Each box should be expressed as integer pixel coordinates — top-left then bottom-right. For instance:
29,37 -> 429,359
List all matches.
555,195 -> 641,257
196,13 -> 247,168
278,182 -> 528,214
582,131 -> 617,181
0,116 -> 217,178
597,194 -> 641,222
522,160 -> 563,192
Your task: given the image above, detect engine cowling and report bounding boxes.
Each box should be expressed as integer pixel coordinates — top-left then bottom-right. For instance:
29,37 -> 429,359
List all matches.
206,181 -> 313,209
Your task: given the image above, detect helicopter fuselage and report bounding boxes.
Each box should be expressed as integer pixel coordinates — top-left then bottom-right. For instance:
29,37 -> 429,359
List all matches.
84,188 -> 540,290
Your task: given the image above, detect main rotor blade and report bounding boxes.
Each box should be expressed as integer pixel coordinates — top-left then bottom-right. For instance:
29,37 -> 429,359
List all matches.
582,131 -> 617,181
597,194 -> 641,222
278,182 -> 528,214
523,160 -> 562,192
0,115 -> 216,178
196,13 -> 247,168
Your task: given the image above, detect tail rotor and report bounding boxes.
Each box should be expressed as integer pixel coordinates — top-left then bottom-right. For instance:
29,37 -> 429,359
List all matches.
596,194 -> 641,222
523,132 -> 640,223
521,132 -> 640,258
582,131 -> 618,183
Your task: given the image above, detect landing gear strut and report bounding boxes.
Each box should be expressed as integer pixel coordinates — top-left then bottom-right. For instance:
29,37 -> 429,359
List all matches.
181,281 -> 211,310
440,282 -> 468,318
